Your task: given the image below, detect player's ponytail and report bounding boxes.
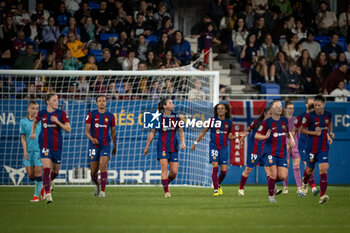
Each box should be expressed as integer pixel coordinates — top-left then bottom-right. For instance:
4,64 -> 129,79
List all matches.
158,98 -> 170,113
26,100 -> 38,118
255,107 -> 270,129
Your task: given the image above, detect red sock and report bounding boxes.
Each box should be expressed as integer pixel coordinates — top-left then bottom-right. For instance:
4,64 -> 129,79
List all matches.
43,168 -> 51,194
91,173 -> 99,185
161,179 -> 169,193
309,174 -> 316,188
168,175 -> 175,184
268,178 -> 276,196
219,170 -> 227,185
100,172 -> 107,192
320,174 -> 328,196
240,175 -> 248,189
303,170 -> 310,184
212,167 -> 219,190
50,171 -> 58,181
266,176 -> 270,182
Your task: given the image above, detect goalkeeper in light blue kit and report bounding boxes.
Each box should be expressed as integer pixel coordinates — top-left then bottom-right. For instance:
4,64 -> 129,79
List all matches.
20,101 -> 44,202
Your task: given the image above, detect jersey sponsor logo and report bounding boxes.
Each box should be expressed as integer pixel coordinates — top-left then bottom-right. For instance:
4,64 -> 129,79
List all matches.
272,127 -> 277,130
95,123 -> 107,128
315,122 -> 320,125
216,130 -> 228,134
323,157 -> 327,159
43,118 -> 47,121
43,123 -> 57,128
273,132 -> 286,137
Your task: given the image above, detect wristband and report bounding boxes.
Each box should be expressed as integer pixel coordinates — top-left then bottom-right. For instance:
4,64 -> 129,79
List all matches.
194,141 -> 198,145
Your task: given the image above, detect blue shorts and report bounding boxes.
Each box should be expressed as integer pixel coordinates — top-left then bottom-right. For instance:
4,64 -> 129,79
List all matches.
40,148 -> 62,164
157,151 -> 179,162
209,146 -> 228,165
246,152 -> 264,168
24,151 -> 42,167
264,154 -> 288,168
88,145 -> 111,162
306,151 -> 329,169
298,143 -> 308,162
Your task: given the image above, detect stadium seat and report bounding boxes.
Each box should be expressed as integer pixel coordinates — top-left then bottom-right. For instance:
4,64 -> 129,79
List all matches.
345,84 -> 350,91
100,34 -> 119,48
38,49 -> 47,59
89,49 -> 102,55
14,81 -> 26,92
260,83 -> 281,100
0,65 -> 11,69
89,1 -> 100,10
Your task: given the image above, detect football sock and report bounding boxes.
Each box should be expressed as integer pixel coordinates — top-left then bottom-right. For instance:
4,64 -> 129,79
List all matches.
34,176 -> 42,197
240,175 -> 248,189
218,170 -> 227,184
309,174 -> 316,188
303,170 -> 310,184
212,167 -> 219,190
161,179 -> 169,193
268,178 -> 276,196
320,174 -> 328,196
100,171 -> 107,192
50,171 -> 58,181
91,173 -> 99,185
293,165 -> 302,188
43,168 -> 51,194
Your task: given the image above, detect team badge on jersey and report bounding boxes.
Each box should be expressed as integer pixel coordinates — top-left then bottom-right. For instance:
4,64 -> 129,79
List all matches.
162,151 -> 166,156
225,124 -> 228,128
325,119 -> 329,124
105,118 -> 108,122
282,125 -> 286,129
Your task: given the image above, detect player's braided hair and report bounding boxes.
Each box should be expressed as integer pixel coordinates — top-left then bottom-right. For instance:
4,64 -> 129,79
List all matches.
213,103 -> 231,119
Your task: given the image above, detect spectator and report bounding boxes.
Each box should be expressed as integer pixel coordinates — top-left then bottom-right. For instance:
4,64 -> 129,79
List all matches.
232,17 -> 248,63
279,60 -> 302,94
297,49 -> 316,94
162,78 -> 176,99
271,0 -> 293,17
153,2 -> 171,30
122,50 -> 140,70
240,33 -> 260,72
92,0 -> 113,34
333,52 -> 349,70
251,0 -> 268,15
62,49 -> 82,70
253,56 -> 269,83
0,38 -> 12,66
270,51 -> 289,84
98,48 -> 122,70
322,33 -> 343,63
41,16 -> 60,51
172,30 -> 192,65
238,3 -> 255,30
330,80 -> 350,102
53,35 -> 68,61
315,51 -> 332,93
64,0 -> 81,16
345,43 -> 350,63
66,32 -> 87,59
84,16 -> 96,42
219,5 -> 236,52
157,16 -> 175,37
119,80 -> 133,100
156,32 -> 171,59
12,30 -> 26,59
30,1 -> 50,26
323,63 -> 350,94
291,18 -> 307,41
61,17 -> 85,41
136,34 -> 149,61
107,82 -> 119,100
132,12 -> 147,37
339,3 -> 350,38
22,83 -> 38,99
315,1 -> 337,35
146,50 -> 159,69
111,0 -> 133,34
0,15 -> 17,42
23,14 -> 42,49
250,15 -> 269,45
13,43 -> 35,69
196,22 -> 220,65
91,75 -> 107,94
188,79 -> 206,100
282,32 -> 301,61
112,30 -> 131,63
42,52 -> 56,70
74,1 -> 91,26
134,0 -> 148,22
76,76 -> 89,96
83,55 -> 98,70
259,33 -> 279,65
161,50 -> 180,68
300,31 -> 321,60
12,2 -> 30,27
150,80 -> 161,100
208,0 -> 225,29
54,2 -> 72,31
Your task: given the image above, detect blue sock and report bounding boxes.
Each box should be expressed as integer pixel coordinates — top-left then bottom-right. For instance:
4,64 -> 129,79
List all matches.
34,177 -> 42,197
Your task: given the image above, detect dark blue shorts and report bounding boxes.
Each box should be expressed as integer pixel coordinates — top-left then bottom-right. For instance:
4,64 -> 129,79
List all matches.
246,152 -> 264,168
264,154 -> 288,168
157,151 -> 179,162
209,146 -> 228,165
306,151 -> 329,169
40,148 -> 62,164
88,145 -> 111,162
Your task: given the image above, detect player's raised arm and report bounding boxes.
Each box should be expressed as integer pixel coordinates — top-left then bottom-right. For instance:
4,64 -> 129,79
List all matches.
144,129 -> 156,155
191,127 -> 209,151
111,126 -> 116,156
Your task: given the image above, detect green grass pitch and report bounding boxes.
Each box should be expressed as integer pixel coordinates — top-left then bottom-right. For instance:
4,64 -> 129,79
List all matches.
1,186 -> 349,233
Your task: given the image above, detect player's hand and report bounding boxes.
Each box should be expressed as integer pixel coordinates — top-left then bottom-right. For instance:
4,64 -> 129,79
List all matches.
180,143 -> 186,150
112,147 -> 116,156
30,133 -> 36,139
327,133 -> 333,144
144,147 -> 149,156
239,131 -> 249,137
24,152 -> 29,160
329,132 -> 335,139
265,129 -> 271,139
91,138 -> 99,145
50,116 -> 59,124
191,144 -> 196,151
287,144 -> 291,152
314,129 -> 322,136
290,140 -> 296,148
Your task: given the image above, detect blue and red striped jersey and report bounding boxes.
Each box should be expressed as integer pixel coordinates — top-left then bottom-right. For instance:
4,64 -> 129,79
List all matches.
247,119 -> 265,156
85,110 -> 116,148
294,112 -> 308,146
157,112 -> 181,152
302,111 -> 332,154
258,117 -> 289,158
36,109 -> 69,152
209,117 -> 234,150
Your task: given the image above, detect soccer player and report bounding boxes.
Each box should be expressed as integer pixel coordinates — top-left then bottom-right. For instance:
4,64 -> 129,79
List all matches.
255,100 -> 295,203
20,101 -> 44,202
85,95 -> 116,197
292,97 -> 318,195
191,103 -> 235,196
282,101 -> 305,197
144,98 -> 186,198
300,95 -> 334,204
31,94 -> 71,203
238,107 -> 272,196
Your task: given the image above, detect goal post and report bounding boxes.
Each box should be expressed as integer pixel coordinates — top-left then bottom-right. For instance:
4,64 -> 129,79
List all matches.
0,69 -> 219,186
